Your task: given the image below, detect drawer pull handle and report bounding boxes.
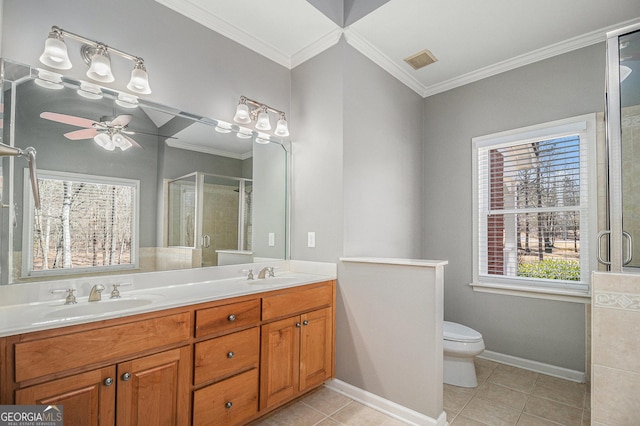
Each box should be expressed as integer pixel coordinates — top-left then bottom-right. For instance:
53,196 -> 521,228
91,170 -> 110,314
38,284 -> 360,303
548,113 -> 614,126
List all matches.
296,322 -> 301,328
122,372 -> 131,381
225,401 -> 233,409
227,351 -> 234,359
303,320 -> 309,326
227,314 -> 236,322
104,377 -> 113,386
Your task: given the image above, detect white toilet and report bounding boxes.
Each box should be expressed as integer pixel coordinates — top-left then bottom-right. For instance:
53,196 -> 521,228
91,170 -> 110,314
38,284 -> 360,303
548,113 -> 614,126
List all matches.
443,321 -> 485,388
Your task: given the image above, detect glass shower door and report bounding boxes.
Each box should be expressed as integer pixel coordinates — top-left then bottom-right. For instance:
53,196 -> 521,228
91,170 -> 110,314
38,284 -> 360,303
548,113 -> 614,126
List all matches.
604,24 -> 640,272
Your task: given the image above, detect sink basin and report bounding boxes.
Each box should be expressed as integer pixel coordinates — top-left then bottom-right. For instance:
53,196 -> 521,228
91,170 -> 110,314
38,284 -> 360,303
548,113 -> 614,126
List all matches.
248,276 -> 302,286
45,297 -> 157,319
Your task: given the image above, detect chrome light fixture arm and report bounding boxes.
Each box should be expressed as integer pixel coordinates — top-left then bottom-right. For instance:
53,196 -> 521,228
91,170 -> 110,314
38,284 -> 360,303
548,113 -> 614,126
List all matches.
51,26 -> 145,65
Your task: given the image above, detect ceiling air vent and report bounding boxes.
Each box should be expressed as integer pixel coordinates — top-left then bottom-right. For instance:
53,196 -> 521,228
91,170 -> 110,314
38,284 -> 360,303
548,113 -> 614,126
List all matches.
404,49 -> 438,70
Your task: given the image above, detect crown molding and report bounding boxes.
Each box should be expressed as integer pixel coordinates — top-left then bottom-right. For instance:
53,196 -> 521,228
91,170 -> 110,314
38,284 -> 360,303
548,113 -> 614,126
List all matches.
421,18 -> 640,97
291,28 -> 343,69
343,28 -> 426,96
166,139 -> 252,160
155,0 -> 292,68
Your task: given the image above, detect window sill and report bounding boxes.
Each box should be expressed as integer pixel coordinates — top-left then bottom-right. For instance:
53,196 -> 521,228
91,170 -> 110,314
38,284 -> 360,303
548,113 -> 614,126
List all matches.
470,281 -> 591,304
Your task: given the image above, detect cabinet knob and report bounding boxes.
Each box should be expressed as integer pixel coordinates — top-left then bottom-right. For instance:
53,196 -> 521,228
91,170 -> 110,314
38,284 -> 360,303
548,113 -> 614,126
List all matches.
225,401 -> 233,409
103,377 -> 114,386
296,322 -> 301,328
122,372 -> 132,381
227,351 -> 234,359
227,314 -> 236,322
303,320 -> 309,326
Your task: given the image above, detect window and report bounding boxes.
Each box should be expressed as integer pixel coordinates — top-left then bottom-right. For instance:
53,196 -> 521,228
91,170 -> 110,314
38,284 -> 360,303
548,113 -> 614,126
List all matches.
23,170 -> 139,278
472,114 -> 596,300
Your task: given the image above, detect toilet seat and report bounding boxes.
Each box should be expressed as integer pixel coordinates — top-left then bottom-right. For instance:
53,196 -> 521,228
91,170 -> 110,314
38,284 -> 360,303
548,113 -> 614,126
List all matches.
443,321 -> 483,343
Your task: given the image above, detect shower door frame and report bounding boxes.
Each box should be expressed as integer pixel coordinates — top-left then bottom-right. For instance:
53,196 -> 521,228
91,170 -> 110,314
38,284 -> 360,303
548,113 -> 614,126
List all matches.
603,22 -> 640,273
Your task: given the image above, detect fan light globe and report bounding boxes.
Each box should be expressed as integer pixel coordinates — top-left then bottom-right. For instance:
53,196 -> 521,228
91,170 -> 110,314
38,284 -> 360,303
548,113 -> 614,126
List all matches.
39,36 -> 72,70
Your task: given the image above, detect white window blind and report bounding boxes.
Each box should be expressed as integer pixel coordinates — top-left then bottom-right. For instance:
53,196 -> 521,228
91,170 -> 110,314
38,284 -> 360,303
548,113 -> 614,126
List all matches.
473,115 -> 596,296
24,170 -> 139,277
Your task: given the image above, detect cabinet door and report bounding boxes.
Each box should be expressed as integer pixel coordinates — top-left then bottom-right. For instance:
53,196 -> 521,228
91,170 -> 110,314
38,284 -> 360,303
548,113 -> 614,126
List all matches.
15,366 -> 116,426
299,307 -> 333,392
116,346 -> 190,426
259,316 -> 300,410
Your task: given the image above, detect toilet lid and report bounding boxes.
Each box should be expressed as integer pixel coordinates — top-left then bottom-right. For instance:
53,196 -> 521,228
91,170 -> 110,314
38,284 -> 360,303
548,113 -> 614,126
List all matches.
443,321 -> 483,343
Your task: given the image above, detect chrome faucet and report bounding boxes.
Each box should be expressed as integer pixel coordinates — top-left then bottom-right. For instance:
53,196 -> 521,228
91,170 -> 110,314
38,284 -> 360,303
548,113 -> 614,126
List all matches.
88,284 -> 105,302
257,267 -> 275,279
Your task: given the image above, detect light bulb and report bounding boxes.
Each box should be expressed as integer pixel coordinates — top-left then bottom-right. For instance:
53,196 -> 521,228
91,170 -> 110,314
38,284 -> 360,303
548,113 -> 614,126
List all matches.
34,70 -> 64,90
274,116 -> 289,137
94,133 -> 115,151
115,93 -> 139,108
127,62 -> 152,94
233,103 -> 251,124
255,110 -> 271,131
237,127 -> 253,139
39,32 -> 72,70
87,48 -> 115,83
77,82 -> 103,99
215,121 -> 232,133
255,132 -> 271,144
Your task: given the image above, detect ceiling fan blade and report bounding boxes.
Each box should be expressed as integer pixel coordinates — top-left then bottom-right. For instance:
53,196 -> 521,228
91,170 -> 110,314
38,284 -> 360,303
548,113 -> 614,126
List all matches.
110,114 -> 133,127
40,112 -> 96,128
64,128 -> 99,140
123,134 -> 142,149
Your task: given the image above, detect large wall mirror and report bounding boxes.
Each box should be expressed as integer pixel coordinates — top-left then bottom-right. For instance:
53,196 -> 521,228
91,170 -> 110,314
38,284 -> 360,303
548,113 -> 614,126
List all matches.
0,59 -> 288,285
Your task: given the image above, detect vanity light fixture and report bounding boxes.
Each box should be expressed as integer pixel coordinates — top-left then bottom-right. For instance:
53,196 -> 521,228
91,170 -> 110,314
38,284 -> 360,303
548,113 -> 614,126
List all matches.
236,127 -> 253,139
233,96 -> 289,137
39,26 -> 152,95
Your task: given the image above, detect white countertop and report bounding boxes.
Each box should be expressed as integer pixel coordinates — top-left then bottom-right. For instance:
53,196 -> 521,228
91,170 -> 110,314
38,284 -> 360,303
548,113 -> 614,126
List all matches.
0,261 -> 336,337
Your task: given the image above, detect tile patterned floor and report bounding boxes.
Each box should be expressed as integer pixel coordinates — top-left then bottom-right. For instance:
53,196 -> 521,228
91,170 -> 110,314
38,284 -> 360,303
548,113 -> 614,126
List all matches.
445,359 -> 590,426
251,359 -> 590,425
249,386 -> 408,425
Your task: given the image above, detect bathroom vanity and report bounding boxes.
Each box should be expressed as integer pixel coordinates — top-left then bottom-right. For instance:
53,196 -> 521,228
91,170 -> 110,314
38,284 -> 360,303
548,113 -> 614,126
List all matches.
0,273 -> 335,425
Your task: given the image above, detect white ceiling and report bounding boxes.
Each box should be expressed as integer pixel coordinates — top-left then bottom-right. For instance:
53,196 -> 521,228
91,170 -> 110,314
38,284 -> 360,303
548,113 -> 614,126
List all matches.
155,0 -> 640,97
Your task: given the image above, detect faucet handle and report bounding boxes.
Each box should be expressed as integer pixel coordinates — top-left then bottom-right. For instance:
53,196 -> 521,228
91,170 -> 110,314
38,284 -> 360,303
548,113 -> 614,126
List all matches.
51,288 -> 77,305
110,282 -> 132,299
242,269 -> 255,280
267,267 -> 276,278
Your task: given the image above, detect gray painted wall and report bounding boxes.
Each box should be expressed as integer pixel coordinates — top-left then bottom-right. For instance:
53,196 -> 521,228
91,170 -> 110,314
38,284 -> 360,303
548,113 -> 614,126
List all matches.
290,40 -> 424,262
422,44 -> 605,371
291,41 -> 345,262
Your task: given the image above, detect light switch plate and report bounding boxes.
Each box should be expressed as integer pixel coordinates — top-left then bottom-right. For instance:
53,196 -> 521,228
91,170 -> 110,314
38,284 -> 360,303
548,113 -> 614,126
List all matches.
268,233 -> 275,247
307,232 -> 316,248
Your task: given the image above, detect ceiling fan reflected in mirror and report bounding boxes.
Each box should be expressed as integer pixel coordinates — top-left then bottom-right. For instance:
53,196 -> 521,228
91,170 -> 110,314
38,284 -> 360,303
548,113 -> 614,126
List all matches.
39,111 -> 145,151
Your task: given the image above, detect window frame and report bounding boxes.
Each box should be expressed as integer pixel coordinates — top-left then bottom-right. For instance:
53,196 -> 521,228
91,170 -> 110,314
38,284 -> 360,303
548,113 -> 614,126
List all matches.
22,169 -> 140,278
471,114 -> 597,302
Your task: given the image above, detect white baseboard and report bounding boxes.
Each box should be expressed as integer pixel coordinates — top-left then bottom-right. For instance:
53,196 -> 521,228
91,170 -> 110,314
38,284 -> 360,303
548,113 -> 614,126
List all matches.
479,350 -> 586,383
324,379 -> 448,426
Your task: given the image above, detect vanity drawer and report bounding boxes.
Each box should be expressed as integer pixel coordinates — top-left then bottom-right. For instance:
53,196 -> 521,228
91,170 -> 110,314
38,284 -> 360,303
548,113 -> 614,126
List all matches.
261,282 -> 333,321
193,368 -> 258,426
14,312 -> 191,383
194,327 -> 259,385
195,299 -> 260,338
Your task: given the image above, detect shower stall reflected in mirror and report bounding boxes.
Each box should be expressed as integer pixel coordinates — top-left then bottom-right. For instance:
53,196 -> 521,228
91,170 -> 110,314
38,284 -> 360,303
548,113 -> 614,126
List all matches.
167,172 -> 252,267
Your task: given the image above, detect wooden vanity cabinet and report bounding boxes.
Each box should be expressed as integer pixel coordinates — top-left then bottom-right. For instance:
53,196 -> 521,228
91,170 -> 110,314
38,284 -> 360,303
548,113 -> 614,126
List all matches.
1,280 -> 336,425
192,299 -> 261,426
260,283 -> 334,411
7,311 -> 192,426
